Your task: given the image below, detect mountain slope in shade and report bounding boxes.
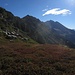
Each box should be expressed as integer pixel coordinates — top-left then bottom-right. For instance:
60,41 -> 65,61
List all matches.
45,20 -> 75,44
0,7 -> 75,48
22,15 -> 75,48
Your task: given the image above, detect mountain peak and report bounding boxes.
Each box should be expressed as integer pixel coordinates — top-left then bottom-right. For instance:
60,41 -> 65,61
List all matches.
0,7 -> 75,48
22,15 -> 41,23
25,15 -> 32,17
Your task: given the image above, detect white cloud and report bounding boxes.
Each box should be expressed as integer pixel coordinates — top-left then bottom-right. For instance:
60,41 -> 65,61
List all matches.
42,9 -> 48,11
42,8 -> 71,16
42,5 -> 49,11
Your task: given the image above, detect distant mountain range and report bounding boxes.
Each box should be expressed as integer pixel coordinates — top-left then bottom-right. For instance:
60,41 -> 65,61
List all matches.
0,7 -> 75,48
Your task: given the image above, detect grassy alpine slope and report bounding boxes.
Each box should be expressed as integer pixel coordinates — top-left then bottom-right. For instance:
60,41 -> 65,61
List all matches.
0,41 -> 75,75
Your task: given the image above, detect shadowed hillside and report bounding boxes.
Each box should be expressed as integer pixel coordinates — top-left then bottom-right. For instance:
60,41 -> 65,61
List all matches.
45,20 -> 75,44
0,7 -> 75,48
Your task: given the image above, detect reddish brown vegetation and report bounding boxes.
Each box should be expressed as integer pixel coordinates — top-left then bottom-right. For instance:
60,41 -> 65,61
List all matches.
0,42 -> 75,75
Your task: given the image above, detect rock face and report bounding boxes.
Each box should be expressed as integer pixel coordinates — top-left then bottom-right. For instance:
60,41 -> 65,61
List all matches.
0,7 -> 75,48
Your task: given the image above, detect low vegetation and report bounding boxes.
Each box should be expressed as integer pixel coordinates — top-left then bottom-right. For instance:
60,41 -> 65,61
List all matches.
0,42 -> 75,75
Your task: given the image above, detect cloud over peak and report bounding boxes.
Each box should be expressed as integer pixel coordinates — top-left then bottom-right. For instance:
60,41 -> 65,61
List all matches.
42,8 -> 71,16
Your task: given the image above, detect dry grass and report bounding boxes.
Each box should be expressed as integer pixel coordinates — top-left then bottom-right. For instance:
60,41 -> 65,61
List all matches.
0,42 -> 75,75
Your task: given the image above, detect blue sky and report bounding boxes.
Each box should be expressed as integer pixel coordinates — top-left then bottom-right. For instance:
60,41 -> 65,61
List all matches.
0,0 -> 75,29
